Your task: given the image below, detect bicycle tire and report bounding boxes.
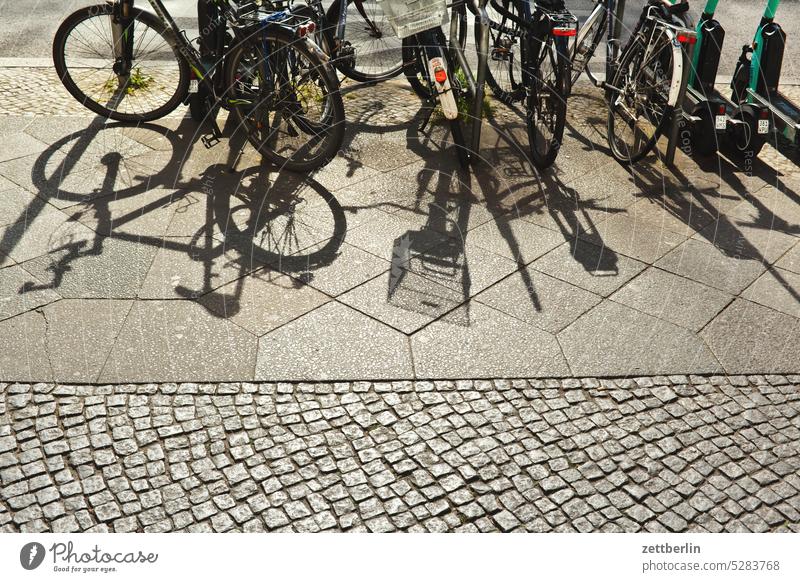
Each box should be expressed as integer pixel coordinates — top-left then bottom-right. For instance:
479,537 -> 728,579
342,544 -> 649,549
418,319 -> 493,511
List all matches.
226,28 -> 346,173
477,0 -> 525,105
325,0 -> 403,83
53,4 -> 189,122
526,35 -> 570,169
606,27 -> 678,164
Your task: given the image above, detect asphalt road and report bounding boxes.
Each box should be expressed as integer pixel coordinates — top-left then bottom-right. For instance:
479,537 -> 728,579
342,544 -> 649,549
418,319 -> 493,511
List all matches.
0,0 -> 798,81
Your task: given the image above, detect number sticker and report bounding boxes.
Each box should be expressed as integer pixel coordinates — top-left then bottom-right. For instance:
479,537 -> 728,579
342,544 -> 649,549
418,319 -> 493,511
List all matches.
715,115 -> 726,130
189,80 -> 199,93
758,119 -> 769,134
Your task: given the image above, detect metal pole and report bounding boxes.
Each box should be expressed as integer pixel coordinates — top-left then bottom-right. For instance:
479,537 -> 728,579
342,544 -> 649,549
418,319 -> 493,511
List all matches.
471,0 -> 490,160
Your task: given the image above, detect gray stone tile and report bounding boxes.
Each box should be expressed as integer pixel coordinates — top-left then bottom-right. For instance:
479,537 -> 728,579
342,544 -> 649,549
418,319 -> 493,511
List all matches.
655,238 -> 767,295
558,300 -> 722,376
610,267 -> 733,332
100,300 -> 257,382
68,188 -> 189,237
466,215 -> 566,265
0,132 -> 49,163
619,197 -> 718,238
256,302 -> 413,380
775,241 -> 800,275
475,268 -> 602,334
22,237 -> 159,299
338,268 -> 464,334
343,207 -> 439,262
728,184 -> 800,239
276,241 -> 389,298
0,147 -> 154,210
0,184 -> 40,228
741,269 -> 800,319
0,311 -> 52,381
692,213 -> 797,264
580,213 -> 688,264
43,299 -> 132,383
701,299 -> 800,374
197,268 -> 330,336
404,235 -> 518,298
138,238 -> 265,300
410,302 -> 569,378
0,204 -> 95,267
531,239 -> 647,297
0,264 -> 61,321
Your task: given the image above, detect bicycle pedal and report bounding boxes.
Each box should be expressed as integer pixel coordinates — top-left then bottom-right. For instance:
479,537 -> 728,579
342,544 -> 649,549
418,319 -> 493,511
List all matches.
201,134 -> 221,149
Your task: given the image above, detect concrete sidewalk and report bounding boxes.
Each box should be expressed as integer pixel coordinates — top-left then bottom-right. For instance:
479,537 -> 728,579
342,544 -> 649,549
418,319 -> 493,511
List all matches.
0,70 -> 799,382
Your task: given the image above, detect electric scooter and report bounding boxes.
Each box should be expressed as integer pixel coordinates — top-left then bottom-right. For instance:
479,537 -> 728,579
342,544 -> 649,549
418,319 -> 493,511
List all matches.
682,0 -> 770,157
731,0 -> 800,156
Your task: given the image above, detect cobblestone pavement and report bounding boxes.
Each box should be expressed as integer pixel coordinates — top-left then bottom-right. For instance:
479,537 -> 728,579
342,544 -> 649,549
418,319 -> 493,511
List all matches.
1,375 -> 798,533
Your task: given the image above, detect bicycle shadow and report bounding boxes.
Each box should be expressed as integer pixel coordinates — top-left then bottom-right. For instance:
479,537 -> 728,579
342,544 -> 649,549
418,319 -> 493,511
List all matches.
8,111 -> 348,319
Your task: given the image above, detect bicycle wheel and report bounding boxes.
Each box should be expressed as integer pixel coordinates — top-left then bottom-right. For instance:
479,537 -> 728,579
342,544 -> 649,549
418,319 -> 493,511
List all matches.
569,4 -> 605,88
526,35 -> 570,169
606,27 -> 679,164
53,4 -> 189,122
227,29 -> 346,173
325,0 -> 403,82
479,0 -> 525,105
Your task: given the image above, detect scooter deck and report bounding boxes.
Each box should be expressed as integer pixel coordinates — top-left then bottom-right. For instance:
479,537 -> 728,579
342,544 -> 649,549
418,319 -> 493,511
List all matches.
748,88 -> 800,143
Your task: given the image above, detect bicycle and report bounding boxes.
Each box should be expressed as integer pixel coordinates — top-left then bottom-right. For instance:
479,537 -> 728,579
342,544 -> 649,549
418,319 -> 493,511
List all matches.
476,0 -> 577,169
277,0 -> 407,83
568,0 -> 697,164
53,0 -> 345,172
402,0 -> 576,169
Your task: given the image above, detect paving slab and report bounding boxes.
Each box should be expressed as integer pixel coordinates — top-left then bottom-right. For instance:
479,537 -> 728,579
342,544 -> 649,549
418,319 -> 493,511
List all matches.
741,268 -> 800,319
100,300 -> 257,382
580,212 -> 689,264
67,187 -> 189,237
0,182 -> 42,228
775,240 -> 800,275
701,299 -> 800,374
655,238 -> 768,295
138,235 -> 270,300
558,300 -> 723,376
0,310 -> 52,381
256,301 -> 414,381
0,131 -> 48,163
274,240 -> 390,298
22,236 -> 159,299
475,267 -> 602,334
531,238 -> 648,297
0,263 -> 61,321
42,299 -> 132,383
0,202 -> 95,267
338,268 -> 465,334
197,268 -> 330,337
467,214 -> 566,265
411,301 -> 570,378
609,267 -> 733,332
692,211 -> 797,264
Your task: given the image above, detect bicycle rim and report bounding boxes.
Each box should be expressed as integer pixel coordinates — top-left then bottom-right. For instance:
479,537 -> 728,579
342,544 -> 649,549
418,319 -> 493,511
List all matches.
329,0 -> 403,82
228,33 -> 345,173
53,5 -> 188,122
480,0 -> 524,104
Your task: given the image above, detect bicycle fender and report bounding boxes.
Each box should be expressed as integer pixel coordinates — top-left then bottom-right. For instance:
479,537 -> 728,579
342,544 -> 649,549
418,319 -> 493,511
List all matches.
664,28 -> 684,107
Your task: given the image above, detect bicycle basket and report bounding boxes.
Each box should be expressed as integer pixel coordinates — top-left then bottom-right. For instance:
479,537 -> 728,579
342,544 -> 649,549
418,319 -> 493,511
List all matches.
378,0 -> 449,39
